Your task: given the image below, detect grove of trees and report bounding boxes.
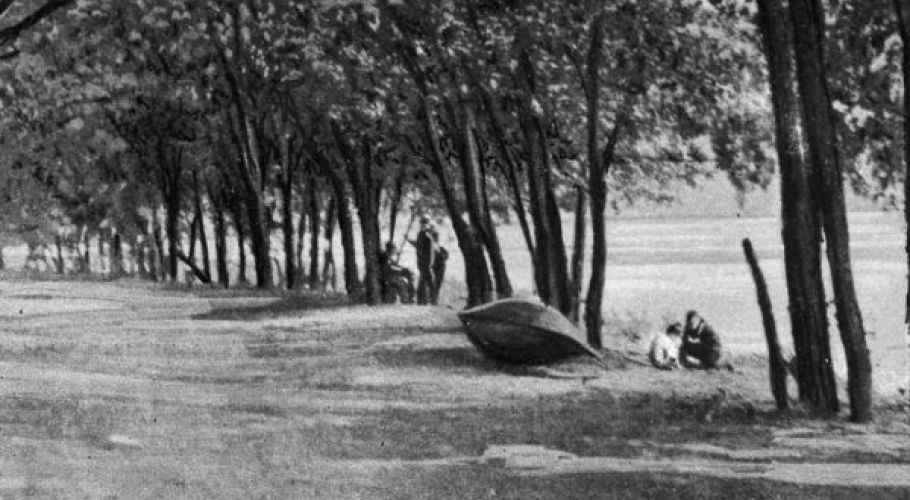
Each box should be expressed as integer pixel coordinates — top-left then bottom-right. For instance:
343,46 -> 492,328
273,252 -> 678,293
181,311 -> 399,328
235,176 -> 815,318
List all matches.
0,0 -> 905,422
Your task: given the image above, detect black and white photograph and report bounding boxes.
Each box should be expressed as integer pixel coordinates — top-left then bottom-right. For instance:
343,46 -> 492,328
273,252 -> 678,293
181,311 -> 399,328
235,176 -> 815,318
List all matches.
0,0 -> 908,498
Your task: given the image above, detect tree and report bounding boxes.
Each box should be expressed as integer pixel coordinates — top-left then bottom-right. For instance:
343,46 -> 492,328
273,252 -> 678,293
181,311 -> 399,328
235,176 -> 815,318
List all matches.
756,0 -> 838,414
789,0 -> 873,422
894,0 -> 910,326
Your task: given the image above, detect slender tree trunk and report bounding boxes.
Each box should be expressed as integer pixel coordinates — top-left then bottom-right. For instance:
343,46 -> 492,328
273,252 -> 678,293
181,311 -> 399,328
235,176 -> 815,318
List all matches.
245,196 -> 273,289
53,235 -> 65,274
0,246 -> 5,271
474,133 -> 514,298
388,171 -> 405,244
209,186 -> 230,288
477,85 -> 536,267
454,101 -> 513,298
323,196 -> 338,291
164,191 -> 180,281
308,183 -> 321,290
325,170 -> 362,298
296,204 -> 306,286
397,43 -> 494,306
111,231 -> 124,277
97,229 -> 107,276
581,15 -> 606,344
790,0 -> 873,422
334,129 -> 382,304
151,210 -> 165,281
82,231 -> 91,273
229,195 -> 248,285
893,0 -> 910,326
417,96 -> 493,306
145,225 -> 158,281
515,49 -> 571,314
570,186 -> 587,323
193,172 -> 211,281
281,171 -> 296,289
757,0 -> 838,414
132,234 -> 145,277
743,238 -> 789,411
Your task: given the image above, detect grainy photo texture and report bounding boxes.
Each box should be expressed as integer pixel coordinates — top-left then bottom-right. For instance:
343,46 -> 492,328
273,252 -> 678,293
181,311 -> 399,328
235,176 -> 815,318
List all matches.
0,0 -> 908,498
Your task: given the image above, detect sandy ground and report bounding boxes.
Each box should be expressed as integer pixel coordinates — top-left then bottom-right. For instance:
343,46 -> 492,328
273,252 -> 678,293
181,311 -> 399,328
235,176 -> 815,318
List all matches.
0,279 -> 908,499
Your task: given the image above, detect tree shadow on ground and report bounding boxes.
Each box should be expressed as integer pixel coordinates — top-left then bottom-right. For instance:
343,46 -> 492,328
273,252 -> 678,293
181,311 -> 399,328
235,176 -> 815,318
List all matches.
367,345 -> 606,378
241,387 -> 791,466
360,465 -> 906,500
191,293 -> 353,321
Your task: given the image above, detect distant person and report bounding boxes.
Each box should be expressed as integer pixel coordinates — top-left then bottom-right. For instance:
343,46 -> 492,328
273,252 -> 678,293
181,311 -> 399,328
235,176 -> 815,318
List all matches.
430,240 -> 448,305
379,241 -> 415,304
680,310 -> 732,371
649,322 -> 683,370
412,216 -> 438,305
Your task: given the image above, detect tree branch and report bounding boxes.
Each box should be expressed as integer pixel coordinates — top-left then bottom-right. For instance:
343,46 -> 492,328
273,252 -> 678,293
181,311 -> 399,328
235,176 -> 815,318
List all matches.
0,0 -> 74,47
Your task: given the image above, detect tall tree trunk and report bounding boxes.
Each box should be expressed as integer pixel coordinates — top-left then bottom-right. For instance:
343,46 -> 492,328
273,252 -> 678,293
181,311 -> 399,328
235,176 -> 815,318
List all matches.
0,246 -> 5,271
209,185 -> 230,288
515,44 -> 571,314
453,101 -> 513,298
193,172 -> 211,281
97,228 -> 107,276
325,169 -> 362,298
296,203 -> 306,286
893,0 -> 910,326
570,186 -> 587,323
151,210 -> 165,281
790,0 -> 873,422
757,0 -> 838,414
245,196 -> 273,289
281,170 -> 296,289
417,96 -> 493,306
308,182 -> 321,290
579,14 -> 608,347
165,192 -> 180,282
396,39 -> 494,306
388,170 -> 405,244
111,230 -> 124,277
323,196 -> 338,291
229,195 -> 248,285
333,128 -> 382,304
82,231 -> 91,274
477,84 -> 536,265
54,235 -> 65,274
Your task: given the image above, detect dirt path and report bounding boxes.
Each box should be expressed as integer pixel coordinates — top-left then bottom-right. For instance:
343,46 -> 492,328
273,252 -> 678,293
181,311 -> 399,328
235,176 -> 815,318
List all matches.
482,444 -> 910,487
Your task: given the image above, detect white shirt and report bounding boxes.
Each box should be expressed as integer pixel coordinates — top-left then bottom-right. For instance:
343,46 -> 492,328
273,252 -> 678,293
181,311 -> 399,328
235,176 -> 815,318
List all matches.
649,333 -> 681,369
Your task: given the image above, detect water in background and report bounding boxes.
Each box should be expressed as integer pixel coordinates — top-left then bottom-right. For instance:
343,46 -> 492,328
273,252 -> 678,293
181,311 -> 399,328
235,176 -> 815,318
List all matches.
429,211 -> 907,395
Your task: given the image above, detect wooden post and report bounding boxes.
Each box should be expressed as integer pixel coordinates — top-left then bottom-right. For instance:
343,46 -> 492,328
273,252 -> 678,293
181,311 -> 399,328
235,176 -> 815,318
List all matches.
742,238 -> 789,410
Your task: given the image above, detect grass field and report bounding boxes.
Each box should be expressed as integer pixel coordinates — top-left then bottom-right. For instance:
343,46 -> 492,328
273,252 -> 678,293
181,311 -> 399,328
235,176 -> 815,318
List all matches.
0,278 -> 908,498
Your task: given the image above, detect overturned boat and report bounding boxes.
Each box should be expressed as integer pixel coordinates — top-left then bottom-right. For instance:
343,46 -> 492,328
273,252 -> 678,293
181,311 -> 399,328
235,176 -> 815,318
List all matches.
457,298 -> 602,364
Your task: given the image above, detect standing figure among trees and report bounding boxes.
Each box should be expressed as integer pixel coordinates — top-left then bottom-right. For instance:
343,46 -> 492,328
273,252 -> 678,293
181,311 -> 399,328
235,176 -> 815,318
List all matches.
431,242 -> 448,305
412,216 -> 438,305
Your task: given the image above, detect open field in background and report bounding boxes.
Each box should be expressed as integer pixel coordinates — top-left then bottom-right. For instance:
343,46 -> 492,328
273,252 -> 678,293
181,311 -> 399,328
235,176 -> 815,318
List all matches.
4,206 -> 908,396
0,279 -> 907,498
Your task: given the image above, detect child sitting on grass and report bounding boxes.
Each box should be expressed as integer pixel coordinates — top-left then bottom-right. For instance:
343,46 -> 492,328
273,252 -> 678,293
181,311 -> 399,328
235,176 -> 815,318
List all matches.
649,322 -> 683,370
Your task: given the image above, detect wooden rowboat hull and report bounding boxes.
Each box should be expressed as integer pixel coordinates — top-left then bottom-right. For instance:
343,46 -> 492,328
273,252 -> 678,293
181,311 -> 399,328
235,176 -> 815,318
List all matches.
457,298 -> 602,364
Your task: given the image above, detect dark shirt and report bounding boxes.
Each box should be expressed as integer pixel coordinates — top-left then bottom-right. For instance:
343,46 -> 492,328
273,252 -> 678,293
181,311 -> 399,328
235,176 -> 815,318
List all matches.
684,321 -> 721,351
415,229 -> 436,271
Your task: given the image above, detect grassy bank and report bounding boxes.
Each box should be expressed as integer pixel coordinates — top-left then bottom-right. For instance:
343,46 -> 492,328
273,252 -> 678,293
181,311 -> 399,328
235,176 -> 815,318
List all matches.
0,279 -> 907,498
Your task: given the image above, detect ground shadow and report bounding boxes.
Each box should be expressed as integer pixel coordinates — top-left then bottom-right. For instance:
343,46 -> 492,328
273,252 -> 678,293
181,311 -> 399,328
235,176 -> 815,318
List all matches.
191,293 -> 353,321
366,345 -> 606,378
272,388 -> 792,463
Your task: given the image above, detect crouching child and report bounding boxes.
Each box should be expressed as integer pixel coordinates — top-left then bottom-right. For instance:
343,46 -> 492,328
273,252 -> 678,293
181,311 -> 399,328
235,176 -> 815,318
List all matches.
649,322 -> 683,370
